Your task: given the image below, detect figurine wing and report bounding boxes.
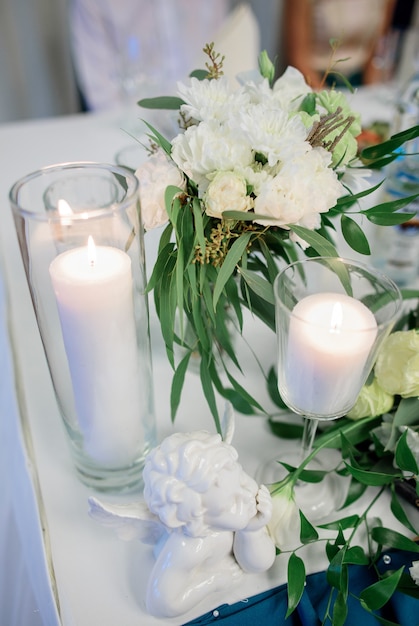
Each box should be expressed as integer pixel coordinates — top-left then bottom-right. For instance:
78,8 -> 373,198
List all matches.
221,401 -> 235,445
88,496 -> 166,545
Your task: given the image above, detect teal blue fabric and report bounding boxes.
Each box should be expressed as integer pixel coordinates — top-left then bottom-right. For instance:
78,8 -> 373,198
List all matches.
184,550 -> 419,626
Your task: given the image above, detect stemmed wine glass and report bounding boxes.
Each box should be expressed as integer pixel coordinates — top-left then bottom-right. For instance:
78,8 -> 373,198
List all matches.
262,256 -> 402,520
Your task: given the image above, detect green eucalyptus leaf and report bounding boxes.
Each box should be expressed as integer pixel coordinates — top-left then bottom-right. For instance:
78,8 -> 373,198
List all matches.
334,179 -> 384,210
268,418 -> 303,438
326,540 -> 340,562
299,510 -> 319,543
138,95 -> 185,110
365,211 -> 416,226
371,527 -> 419,552
332,591 -> 348,626
199,353 -> 221,434
395,429 -> 419,474
224,369 -> 263,412
342,545 -> 369,565
142,120 -> 172,155
361,124 -> 419,160
213,232 -> 252,309
189,69 -> 209,80
344,462 -> 400,486
390,485 -> 419,535
341,214 -> 371,255
327,549 -> 348,593
146,242 -> 175,292
340,477 -> 367,508
397,572 -> 419,599
288,225 -> 339,256
192,196 -> 206,258
239,267 -> 275,304
360,567 -> 404,611
314,415 -> 382,449
285,553 -> 306,618
267,368 -> 288,410
318,515 -> 360,531
170,352 -> 192,422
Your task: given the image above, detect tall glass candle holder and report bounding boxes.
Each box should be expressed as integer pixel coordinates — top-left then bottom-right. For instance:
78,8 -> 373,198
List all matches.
9,162 -> 156,492
259,256 -> 402,520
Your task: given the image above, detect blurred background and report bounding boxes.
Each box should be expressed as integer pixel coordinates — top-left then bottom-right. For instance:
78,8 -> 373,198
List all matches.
0,0 -> 284,124
0,0 -> 418,123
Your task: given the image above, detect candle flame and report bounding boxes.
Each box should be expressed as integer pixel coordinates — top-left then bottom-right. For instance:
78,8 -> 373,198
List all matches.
330,302 -> 343,333
57,199 -> 73,226
87,236 -> 96,267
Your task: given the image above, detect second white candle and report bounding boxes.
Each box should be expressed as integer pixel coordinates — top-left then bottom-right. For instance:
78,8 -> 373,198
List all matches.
283,292 -> 378,418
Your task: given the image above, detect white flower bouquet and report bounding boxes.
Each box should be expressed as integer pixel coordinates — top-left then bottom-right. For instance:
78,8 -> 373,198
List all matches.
136,44 -> 419,429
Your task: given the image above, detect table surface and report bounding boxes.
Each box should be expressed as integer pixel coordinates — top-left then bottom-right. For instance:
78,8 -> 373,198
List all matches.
0,88 -> 417,626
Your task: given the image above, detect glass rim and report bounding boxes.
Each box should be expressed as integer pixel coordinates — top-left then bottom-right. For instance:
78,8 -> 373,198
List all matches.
8,161 -> 139,223
273,255 -> 403,332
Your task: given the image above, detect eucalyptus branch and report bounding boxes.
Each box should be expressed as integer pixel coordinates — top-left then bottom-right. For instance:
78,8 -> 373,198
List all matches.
203,42 -> 224,79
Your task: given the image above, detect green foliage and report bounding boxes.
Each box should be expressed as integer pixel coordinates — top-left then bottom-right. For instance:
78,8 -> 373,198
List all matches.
137,49 -> 419,623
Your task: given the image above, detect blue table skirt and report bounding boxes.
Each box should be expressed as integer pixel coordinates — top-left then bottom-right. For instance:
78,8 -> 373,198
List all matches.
185,550 -> 419,626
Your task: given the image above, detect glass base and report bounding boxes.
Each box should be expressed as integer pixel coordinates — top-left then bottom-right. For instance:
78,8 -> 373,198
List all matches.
74,458 -> 146,493
256,450 -> 349,522
69,441 -> 152,493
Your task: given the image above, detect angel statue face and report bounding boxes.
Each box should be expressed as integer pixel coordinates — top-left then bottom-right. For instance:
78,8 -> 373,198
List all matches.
142,430 -> 259,537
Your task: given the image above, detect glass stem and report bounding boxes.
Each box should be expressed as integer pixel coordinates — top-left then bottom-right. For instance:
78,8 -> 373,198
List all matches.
300,418 -> 319,464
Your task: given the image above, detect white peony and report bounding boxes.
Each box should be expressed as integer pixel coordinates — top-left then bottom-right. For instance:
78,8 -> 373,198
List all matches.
171,120 -> 253,189
204,171 -> 253,219
135,150 -> 186,230
253,146 -> 344,228
409,560 -> 419,585
272,65 -> 313,110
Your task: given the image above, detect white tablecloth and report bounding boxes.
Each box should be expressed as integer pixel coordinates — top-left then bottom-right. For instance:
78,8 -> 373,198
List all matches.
0,89 -> 417,626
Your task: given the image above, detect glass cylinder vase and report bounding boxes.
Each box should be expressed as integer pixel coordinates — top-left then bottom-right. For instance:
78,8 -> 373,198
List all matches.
9,162 -> 156,492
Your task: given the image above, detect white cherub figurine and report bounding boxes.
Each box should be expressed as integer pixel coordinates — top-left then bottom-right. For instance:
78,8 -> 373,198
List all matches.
88,408 -> 276,619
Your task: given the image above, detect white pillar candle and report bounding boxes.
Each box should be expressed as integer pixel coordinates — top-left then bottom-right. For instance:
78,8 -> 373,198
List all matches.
49,239 -> 143,467
284,292 -> 378,418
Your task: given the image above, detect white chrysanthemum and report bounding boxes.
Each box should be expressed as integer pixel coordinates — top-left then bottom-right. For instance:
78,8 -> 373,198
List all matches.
239,103 -> 309,167
135,150 -> 186,230
171,120 -> 253,188
272,66 -> 312,110
240,77 -> 276,106
253,146 -> 344,228
177,77 -> 245,123
204,171 -> 253,218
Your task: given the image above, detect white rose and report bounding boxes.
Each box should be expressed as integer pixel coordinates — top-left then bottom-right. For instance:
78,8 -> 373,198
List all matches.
375,330 -> 419,398
204,171 -> 253,219
254,147 -> 344,228
409,560 -> 419,585
267,482 -> 301,551
135,150 -> 186,230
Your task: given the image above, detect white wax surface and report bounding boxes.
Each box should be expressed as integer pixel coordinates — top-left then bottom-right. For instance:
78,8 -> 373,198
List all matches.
49,245 -> 143,467
283,292 -> 378,418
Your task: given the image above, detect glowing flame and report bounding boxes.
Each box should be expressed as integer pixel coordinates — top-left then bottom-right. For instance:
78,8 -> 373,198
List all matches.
330,302 -> 343,333
57,199 -> 73,226
87,236 -> 96,267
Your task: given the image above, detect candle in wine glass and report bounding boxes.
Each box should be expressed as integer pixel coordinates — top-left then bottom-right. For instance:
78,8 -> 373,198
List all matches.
49,236 -> 143,467
284,292 -> 378,418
